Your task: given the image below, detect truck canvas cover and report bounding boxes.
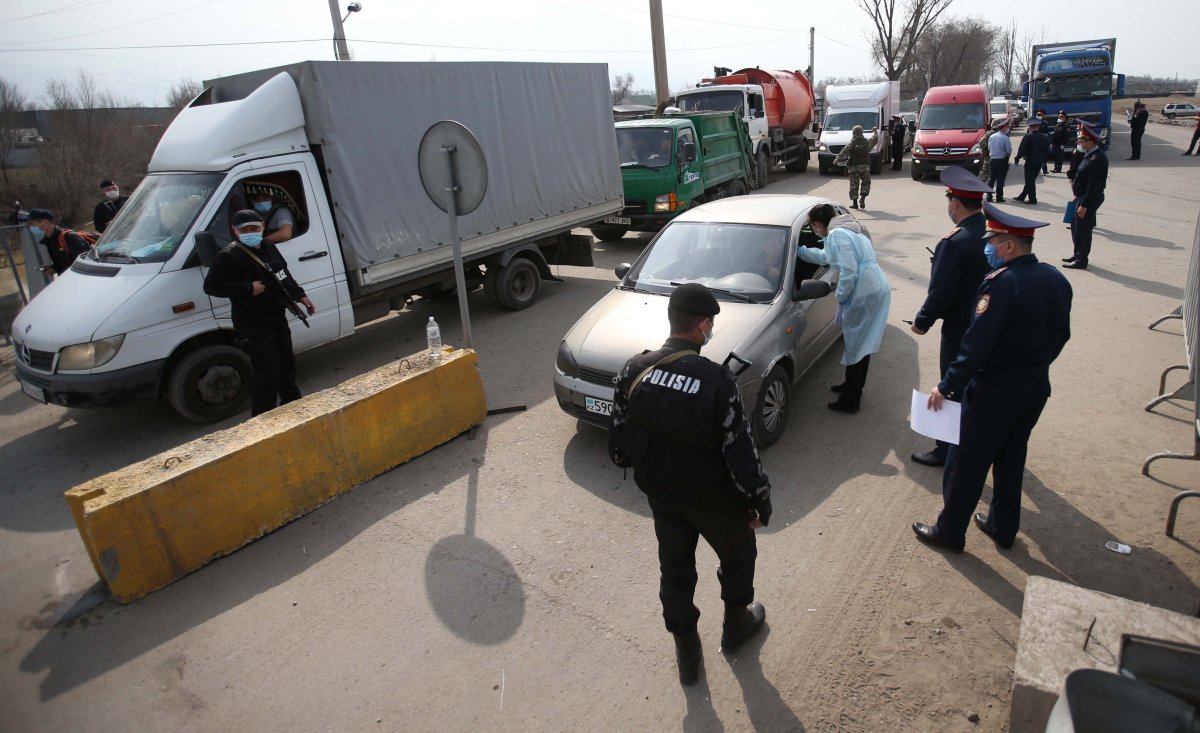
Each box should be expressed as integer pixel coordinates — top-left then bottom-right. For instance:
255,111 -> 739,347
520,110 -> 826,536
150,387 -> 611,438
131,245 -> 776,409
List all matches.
203,61 -> 622,275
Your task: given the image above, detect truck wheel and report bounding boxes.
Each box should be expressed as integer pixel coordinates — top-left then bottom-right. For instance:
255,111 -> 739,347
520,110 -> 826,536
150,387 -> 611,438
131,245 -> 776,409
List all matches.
752,366 -> 789,447
870,154 -> 883,175
754,149 -> 769,189
166,343 -> 252,423
785,141 -> 809,172
728,179 -> 748,196
818,160 -> 830,176
911,166 -> 922,181
590,226 -> 628,242
491,258 -> 541,311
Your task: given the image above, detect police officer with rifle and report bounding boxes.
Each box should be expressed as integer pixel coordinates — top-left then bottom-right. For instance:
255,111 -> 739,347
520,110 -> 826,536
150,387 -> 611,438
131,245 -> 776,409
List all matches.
203,209 -> 315,417
609,283 -> 772,686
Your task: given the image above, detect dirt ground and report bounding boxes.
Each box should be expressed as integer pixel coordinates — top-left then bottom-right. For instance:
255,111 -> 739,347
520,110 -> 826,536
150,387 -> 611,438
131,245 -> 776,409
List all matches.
0,117 -> 1197,733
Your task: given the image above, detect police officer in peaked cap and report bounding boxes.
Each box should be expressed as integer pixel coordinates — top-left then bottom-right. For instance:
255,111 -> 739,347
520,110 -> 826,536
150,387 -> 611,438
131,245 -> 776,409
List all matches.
910,167 -> 993,467
912,204 -> 1071,553
609,283 -> 772,686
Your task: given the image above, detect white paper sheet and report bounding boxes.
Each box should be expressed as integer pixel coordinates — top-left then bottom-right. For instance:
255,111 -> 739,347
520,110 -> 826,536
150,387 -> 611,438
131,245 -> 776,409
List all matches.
910,389 -> 961,445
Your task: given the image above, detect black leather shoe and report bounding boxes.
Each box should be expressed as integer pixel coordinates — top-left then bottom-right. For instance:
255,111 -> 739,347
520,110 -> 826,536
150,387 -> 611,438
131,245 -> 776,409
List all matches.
830,383 -> 846,394
995,197 -> 1006,203
721,602 -> 765,652
910,450 -> 946,467
1062,261 -> 1088,270
673,629 -> 703,685
827,400 -> 859,414
974,513 -> 1013,549
912,522 -> 964,552
1015,196 -> 1026,203
1062,256 -> 1076,263
1028,200 -> 1037,205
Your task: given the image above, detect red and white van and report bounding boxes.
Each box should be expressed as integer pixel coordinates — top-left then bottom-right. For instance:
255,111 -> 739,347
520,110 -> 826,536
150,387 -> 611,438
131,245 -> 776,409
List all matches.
911,84 -> 989,180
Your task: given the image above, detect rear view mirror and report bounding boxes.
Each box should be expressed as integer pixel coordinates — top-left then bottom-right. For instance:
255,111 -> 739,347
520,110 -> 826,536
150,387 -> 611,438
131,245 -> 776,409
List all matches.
195,231 -> 222,268
615,263 -> 631,280
681,142 -> 696,163
795,279 -> 832,301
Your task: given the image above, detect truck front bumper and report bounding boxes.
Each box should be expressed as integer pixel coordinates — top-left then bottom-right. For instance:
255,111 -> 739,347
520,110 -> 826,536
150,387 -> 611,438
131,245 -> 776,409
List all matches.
912,156 -> 981,177
13,359 -> 165,408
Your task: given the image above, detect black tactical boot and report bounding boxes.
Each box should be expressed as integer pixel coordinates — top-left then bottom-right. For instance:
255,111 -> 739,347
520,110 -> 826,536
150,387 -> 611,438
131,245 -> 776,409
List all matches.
721,601 -> 765,652
849,199 -> 859,209
859,196 -> 867,209
673,629 -> 702,685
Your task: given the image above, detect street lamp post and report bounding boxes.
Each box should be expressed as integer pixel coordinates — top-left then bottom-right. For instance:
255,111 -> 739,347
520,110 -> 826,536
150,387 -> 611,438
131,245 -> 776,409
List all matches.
328,1 -> 362,61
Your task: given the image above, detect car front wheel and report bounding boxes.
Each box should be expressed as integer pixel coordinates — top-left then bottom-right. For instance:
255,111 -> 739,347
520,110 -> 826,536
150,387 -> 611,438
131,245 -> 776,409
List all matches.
752,365 -> 790,448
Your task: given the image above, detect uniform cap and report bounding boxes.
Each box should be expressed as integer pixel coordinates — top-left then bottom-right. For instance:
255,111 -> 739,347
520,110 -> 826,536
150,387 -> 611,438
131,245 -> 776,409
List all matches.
941,166 -> 992,200
982,202 -> 1048,239
232,209 -> 264,227
1078,121 -> 1102,142
1026,117 -> 1042,127
99,179 -> 116,189
1134,101 -> 1145,108
27,208 -> 54,221
992,119 -> 1010,130
669,283 -> 720,316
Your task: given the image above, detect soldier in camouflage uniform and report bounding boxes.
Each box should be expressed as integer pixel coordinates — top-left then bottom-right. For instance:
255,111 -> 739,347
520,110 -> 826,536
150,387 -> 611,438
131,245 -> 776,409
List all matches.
978,129 -> 990,182
834,124 -> 879,210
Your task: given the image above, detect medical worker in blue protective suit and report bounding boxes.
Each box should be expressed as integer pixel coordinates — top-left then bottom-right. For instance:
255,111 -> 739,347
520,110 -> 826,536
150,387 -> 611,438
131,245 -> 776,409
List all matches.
798,203 -> 891,413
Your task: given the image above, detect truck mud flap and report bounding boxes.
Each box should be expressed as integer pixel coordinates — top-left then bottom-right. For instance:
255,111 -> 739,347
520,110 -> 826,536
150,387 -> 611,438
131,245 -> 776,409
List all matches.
544,233 -> 594,269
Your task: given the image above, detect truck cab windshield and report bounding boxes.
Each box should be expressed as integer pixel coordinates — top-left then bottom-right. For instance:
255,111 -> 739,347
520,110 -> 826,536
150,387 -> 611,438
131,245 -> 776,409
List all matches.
1034,75 -> 1112,101
674,90 -> 744,114
919,104 -> 986,130
92,172 -> 222,264
824,111 -> 877,132
616,127 -> 675,169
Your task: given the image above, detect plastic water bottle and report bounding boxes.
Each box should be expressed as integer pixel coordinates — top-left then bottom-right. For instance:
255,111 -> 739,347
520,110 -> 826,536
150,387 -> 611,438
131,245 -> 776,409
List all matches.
426,316 -> 442,360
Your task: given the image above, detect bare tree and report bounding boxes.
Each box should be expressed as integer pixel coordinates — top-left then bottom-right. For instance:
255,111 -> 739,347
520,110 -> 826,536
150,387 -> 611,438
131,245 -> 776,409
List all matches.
904,17 -> 998,92
856,0 -> 956,81
166,78 -> 203,109
993,21 -> 1017,94
0,77 -> 28,186
611,73 -> 636,105
1013,29 -> 1047,85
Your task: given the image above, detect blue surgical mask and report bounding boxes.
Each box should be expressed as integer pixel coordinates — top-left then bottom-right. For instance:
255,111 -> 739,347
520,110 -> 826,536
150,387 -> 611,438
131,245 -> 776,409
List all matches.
253,201 -> 272,214
29,225 -> 43,239
984,242 -> 1004,269
237,232 -> 264,248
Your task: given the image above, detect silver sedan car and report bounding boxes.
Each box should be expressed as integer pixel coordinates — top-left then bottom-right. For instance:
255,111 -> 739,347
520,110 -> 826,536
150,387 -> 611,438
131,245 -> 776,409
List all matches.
554,194 -> 854,447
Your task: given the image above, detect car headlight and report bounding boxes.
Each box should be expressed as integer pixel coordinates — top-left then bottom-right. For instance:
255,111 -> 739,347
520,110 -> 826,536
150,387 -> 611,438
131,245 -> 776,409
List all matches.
58,334 -> 125,371
654,193 -> 676,213
556,340 -> 579,378
818,142 -> 828,152
969,143 -> 981,155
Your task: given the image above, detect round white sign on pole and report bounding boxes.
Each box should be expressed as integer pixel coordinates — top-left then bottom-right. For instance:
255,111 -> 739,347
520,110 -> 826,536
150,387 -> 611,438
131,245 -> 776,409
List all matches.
418,120 -> 488,215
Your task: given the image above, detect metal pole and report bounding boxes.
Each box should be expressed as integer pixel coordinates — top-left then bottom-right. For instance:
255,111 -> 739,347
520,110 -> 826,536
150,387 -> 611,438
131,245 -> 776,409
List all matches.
809,27 -> 815,82
2,229 -> 28,305
442,145 -> 474,350
649,0 -> 669,104
327,0 -> 351,61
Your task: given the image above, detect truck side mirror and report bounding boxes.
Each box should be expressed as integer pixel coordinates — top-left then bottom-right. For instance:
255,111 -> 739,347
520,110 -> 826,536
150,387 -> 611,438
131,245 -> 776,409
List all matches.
195,231 -> 222,268
909,121 -> 916,132
615,263 -> 631,280
1116,74 -> 1126,96
794,279 -> 832,301
681,142 -> 696,163
812,122 -> 821,134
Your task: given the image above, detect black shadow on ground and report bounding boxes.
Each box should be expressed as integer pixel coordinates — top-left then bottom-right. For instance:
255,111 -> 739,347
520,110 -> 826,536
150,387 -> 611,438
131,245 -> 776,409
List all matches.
1095,229 -> 1183,250
682,671 -> 725,733
1083,265 -> 1185,301
727,624 -> 806,732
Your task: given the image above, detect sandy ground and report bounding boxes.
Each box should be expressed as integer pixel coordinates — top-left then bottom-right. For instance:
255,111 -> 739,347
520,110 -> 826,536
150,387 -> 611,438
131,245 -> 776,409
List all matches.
0,118 -> 1197,733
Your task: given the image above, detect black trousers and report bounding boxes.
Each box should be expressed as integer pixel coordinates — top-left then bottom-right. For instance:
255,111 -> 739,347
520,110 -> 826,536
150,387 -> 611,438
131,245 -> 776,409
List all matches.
242,324 -> 301,416
1130,129 -> 1144,159
840,354 -> 871,406
648,492 -> 757,634
1053,145 -> 1065,171
987,159 -> 1009,199
935,381 -> 1049,546
1069,193 -> 1103,264
929,328 -> 966,458
891,138 -> 905,168
1017,163 -> 1040,202
1186,128 -> 1200,154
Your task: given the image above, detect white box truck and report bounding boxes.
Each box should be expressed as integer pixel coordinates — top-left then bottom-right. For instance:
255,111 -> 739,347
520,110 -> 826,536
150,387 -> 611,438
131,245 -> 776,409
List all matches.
816,81 -> 900,175
11,61 -> 623,421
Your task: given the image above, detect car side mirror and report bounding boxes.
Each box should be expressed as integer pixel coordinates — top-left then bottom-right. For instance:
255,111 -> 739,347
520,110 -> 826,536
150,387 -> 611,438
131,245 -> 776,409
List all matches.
681,142 -> 696,163
195,230 -> 222,268
909,121 -> 916,132
794,278 -> 832,301
615,263 -> 631,280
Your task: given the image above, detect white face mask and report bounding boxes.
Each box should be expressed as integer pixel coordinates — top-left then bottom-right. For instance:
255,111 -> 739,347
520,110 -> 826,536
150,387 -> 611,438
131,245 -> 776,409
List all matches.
105,189 -> 119,199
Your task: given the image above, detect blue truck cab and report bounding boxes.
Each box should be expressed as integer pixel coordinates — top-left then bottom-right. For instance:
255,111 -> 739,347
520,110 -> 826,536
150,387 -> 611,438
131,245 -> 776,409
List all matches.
1023,39 -> 1126,150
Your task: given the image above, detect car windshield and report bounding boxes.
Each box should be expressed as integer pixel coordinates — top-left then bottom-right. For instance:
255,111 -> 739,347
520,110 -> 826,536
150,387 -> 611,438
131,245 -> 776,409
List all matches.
674,90 -> 744,113
1034,75 -> 1112,101
623,221 -> 790,302
919,103 -> 986,130
615,127 -> 675,169
824,111 -> 877,132
91,172 -> 222,263
990,102 -> 1008,114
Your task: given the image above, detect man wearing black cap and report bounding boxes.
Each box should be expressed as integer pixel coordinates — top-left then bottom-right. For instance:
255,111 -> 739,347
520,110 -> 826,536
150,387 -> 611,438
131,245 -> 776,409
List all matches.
889,114 -> 907,171
910,168 -> 993,467
26,208 -> 89,276
1050,111 -> 1071,173
93,180 -> 127,234
1013,117 -> 1049,204
609,283 -> 772,686
1064,123 -> 1108,270
203,209 -> 315,417
913,203 -> 1072,553
1128,101 -> 1148,161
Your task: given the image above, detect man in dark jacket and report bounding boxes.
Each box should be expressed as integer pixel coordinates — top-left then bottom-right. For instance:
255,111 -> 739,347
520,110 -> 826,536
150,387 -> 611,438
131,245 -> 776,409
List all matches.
1128,101 -> 1149,160
203,209 -> 316,416
1064,123 -> 1108,270
889,115 -> 907,170
26,208 -> 88,276
1013,118 -> 1050,204
1050,112 -> 1071,172
609,283 -> 772,685
92,179 -> 127,233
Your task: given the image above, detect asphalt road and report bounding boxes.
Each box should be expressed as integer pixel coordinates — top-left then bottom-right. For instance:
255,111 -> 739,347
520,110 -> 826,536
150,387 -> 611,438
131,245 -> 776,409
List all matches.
1,118 -> 1198,732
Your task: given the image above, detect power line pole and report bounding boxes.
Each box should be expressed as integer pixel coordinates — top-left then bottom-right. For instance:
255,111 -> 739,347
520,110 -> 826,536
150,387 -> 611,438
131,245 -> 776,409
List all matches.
328,0 -> 351,61
809,27 -> 815,81
649,0 -> 669,104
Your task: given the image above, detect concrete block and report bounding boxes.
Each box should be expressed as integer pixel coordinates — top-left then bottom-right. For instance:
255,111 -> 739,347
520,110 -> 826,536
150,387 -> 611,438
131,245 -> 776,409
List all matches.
65,348 -> 485,603
1010,576 -> 1200,733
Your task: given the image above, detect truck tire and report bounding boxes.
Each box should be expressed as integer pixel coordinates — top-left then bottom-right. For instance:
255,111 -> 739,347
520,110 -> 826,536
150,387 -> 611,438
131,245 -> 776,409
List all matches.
752,365 -> 789,447
728,179 -> 748,197
166,343 -> 252,423
911,166 -> 922,181
590,226 -> 628,242
785,140 -> 809,172
491,258 -> 541,311
870,153 -> 883,175
754,149 -> 769,189
819,159 -> 830,176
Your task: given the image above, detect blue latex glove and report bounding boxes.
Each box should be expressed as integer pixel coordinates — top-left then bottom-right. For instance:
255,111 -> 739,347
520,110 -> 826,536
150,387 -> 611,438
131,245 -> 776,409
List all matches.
835,303 -> 845,326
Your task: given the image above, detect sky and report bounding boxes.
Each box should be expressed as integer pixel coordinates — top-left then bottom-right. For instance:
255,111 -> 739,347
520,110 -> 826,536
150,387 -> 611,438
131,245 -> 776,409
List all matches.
0,0 -> 1196,107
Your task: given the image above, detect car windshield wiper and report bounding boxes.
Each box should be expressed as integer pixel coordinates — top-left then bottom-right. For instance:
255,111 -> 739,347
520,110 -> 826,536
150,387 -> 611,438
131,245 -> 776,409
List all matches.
620,162 -> 649,168
616,284 -> 656,294
97,251 -> 139,264
670,282 -> 752,302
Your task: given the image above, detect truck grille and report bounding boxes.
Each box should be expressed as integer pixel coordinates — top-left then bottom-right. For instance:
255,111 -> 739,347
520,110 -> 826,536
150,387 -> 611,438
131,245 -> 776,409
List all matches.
578,366 -> 617,387
15,340 -> 55,372
925,146 -> 971,156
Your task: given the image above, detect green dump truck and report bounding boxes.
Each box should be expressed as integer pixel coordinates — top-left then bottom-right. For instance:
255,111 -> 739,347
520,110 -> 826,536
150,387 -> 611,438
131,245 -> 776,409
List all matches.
590,111 -> 753,241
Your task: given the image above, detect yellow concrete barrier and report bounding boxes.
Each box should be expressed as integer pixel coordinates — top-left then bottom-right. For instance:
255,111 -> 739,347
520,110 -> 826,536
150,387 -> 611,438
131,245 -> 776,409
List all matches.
65,348 -> 485,603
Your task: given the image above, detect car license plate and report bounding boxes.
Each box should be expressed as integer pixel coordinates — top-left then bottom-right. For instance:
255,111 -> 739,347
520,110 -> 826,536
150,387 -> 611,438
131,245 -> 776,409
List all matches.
935,165 -> 948,171
20,379 -> 46,404
585,397 -> 612,416
604,217 -> 632,226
